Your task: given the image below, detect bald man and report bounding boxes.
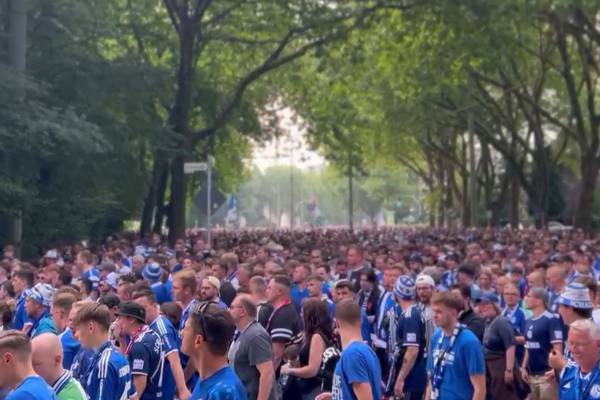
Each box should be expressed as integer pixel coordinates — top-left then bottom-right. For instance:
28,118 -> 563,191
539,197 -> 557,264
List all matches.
31,333 -> 87,400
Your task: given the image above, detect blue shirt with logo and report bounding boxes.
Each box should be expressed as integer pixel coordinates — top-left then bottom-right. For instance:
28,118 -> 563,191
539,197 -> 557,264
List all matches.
83,341 -> 133,400
190,366 -> 247,400
559,363 -> 600,400
128,328 -> 164,400
60,328 -> 81,369
70,347 -> 95,383
396,304 -> 427,392
5,376 -> 56,400
150,316 -> 179,400
331,341 -> 381,400
81,267 -> 100,288
524,311 -> 563,374
427,327 -> 485,400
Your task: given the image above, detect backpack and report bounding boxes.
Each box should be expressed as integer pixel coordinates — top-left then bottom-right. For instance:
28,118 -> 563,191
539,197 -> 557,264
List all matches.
319,342 -> 342,391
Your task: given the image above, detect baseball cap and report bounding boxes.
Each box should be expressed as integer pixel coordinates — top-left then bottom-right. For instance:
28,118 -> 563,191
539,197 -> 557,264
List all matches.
474,291 -> 499,304
394,275 -> 415,300
415,274 -> 435,287
142,262 -> 162,282
115,301 -> 146,324
557,282 -> 593,309
28,283 -> 54,308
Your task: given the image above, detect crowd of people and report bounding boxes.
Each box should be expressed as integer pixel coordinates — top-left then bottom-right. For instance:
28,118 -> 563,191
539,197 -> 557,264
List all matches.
0,227 -> 600,399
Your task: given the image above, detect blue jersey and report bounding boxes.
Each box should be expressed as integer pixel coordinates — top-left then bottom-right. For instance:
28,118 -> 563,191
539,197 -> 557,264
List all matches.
331,341 -> 382,400
70,347 -> 95,383
128,327 -> 164,400
524,311 -> 563,374
559,362 -> 600,400
60,328 -> 81,369
191,366 -> 247,400
150,316 -> 179,400
11,291 -> 31,330
81,267 -> 100,288
150,282 -> 173,305
290,284 -> 309,314
376,292 -> 395,339
427,327 -> 485,400
5,376 -> 56,400
395,304 -> 427,391
84,341 -> 133,400
28,309 -> 58,338
441,270 -> 457,290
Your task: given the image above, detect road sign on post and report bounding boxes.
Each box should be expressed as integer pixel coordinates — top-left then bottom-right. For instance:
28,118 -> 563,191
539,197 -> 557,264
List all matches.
184,162 -> 208,174
184,159 -> 213,249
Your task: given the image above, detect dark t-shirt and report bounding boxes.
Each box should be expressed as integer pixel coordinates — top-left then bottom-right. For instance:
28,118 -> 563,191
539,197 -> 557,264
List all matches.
228,321 -> 276,400
483,315 -> 515,358
257,301 -> 274,329
459,308 -> 486,343
220,281 -> 237,307
267,302 -> 302,345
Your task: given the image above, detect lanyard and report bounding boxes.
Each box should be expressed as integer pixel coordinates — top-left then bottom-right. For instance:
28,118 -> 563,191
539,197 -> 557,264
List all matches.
431,324 -> 463,399
574,362 -> 600,400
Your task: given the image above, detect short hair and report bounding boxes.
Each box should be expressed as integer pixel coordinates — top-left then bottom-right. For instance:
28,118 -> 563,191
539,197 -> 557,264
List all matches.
234,294 -> 257,318
0,301 -> 12,327
334,279 -> 355,293
249,276 -> 266,291
173,270 -> 197,293
78,250 -> 95,265
132,289 -> 157,304
570,318 -> 600,340
220,253 -> 239,271
457,264 -> 476,278
360,269 -> 377,284
347,245 -> 363,256
527,287 -> 549,309
160,302 -> 182,328
0,330 -> 31,362
431,292 -> 464,312
271,275 -> 291,289
335,299 -> 360,325
13,269 -> 34,287
52,293 -> 77,313
74,302 -> 111,332
189,303 -> 235,356
575,275 -> 598,298
118,273 -> 137,285
307,274 -> 324,283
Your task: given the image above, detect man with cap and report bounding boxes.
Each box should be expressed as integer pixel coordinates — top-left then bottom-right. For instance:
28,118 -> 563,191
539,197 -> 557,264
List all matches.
520,287 -> 562,400
385,275 -> 427,400
25,283 -> 57,338
200,276 -> 228,309
549,282 -> 594,372
416,274 -> 436,348
115,301 -> 165,400
143,262 -> 172,305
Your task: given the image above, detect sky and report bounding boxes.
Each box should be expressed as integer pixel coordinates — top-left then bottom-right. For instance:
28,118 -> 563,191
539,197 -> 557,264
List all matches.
251,105 -> 325,171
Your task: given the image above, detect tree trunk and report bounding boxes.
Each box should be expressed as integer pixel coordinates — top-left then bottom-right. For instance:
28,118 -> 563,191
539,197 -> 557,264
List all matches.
509,171 -> 520,228
348,163 -> 354,231
140,156 -> 163,237
573,155 -> 598,231
152,161 -> 169,234
167,21 -> 195,246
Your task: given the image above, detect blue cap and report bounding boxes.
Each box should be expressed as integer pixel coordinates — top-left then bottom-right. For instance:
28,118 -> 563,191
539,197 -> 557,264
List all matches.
142,262 -> 162,282
474,291 -> 499,304
394,275 -> 415,300
557,282 -> 593,309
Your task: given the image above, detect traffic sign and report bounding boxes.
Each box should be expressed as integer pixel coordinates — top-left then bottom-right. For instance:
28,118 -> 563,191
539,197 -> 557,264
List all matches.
184,162 -> 208,174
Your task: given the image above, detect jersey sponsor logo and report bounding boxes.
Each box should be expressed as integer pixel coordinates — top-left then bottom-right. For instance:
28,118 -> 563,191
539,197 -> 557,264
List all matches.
563,382 -> 571,389
591,384 -> 600,398
525,341 -> 540,349
119,365 -> 130,377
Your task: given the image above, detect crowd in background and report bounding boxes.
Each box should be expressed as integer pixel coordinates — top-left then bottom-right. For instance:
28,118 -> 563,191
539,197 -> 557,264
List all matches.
0,227 -> 600,399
